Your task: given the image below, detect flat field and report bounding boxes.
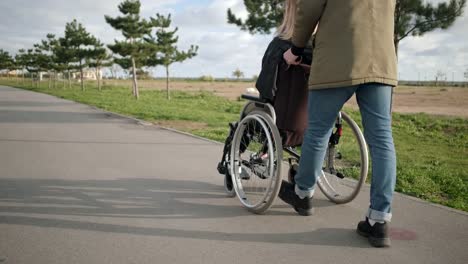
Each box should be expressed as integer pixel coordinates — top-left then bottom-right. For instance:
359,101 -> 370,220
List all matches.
103,79 -> 468,118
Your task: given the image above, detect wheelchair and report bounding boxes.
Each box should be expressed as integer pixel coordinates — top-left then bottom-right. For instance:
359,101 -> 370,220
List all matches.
217,94 -> 369,214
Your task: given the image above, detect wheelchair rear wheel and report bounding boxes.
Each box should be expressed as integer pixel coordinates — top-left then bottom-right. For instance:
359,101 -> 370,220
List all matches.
318,111 -> 368,204
230,111 -> 283,214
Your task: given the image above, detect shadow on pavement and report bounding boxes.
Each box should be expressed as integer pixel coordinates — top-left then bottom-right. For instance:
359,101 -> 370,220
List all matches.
0,178 -> 246,220
0,214 -> 367,247
0,178 -> 369,248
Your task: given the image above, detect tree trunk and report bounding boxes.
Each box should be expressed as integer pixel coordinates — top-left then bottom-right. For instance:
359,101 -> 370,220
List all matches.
62,72 -> 66,88
110,67 -> 115,79
68,70 -> 71,89
31,73 -> 34,87
166,65 -> 170,100
131,57 -> 139,99
53,71 -> 57,89
48,71 -> 52,89
80,62 -> 84,91
96,67 -> 101,91
22,69 -> 25,84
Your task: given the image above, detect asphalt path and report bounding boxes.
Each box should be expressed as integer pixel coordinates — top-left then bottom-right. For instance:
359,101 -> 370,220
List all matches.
0,85 -> 467,264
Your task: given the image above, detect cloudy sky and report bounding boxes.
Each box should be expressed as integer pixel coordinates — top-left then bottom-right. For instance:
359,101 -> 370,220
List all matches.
0,0 -> 467,81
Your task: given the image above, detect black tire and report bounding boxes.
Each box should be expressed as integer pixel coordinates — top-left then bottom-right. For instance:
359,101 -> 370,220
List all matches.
223,167 -> 236,197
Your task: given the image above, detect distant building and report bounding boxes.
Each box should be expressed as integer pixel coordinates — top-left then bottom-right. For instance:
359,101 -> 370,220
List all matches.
72,69 -> 102,81
7,70 -> 20,76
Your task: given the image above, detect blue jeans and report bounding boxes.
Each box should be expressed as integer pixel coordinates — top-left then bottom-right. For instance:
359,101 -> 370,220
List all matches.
295,83 -> 396,222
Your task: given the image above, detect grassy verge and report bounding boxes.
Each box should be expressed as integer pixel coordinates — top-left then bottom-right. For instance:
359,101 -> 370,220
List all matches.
1,80 -> 467,211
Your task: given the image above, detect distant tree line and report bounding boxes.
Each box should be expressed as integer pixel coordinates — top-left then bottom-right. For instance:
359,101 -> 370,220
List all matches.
0,0 -> 198,99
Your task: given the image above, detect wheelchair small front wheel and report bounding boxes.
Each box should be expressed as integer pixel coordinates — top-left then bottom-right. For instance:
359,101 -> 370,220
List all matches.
223,164 -> 236,197
230,111 -> 283,214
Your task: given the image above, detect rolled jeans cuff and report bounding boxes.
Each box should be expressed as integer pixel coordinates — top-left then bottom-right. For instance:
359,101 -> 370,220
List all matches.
366,208 -> 392,222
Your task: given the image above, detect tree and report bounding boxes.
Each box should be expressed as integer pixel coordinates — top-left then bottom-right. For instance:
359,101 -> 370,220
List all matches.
464,68 -> 468,82
56,29 -> 79,89
23,46 -> 51,87
34,34 -> 58,88
63,20 -> 99,91
105,0 -> 154,99
6,57 -> 18,81
232,68 -> 244,80
31,45 -> 51,86
88,40 -> 113,91
227,0 -> 467,56
0,49 -> 14,78
148,13 -> 198,99
109,64 -> 121,79
15,49 -> 29,84
394,0 -> 466,56
227,0 -> 282,35
435,70 -> 446,86
23,49 -> 41,87
47,35 -> 69,88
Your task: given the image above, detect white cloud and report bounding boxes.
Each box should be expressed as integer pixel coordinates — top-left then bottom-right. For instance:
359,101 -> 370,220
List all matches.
398,8 -> 468,81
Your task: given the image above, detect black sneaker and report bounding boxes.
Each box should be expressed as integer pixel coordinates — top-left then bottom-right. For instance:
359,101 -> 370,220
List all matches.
278,180 -> 313,216
357,217 -> 391,248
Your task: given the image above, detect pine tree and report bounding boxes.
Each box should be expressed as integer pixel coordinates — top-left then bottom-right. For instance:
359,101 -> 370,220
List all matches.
227,0 -> 466,56
148,14 -> 198,100
31,47 -> 49,86
57,29 -> 79,88
34,34 -> 58,88
105,0 -> 154,99
15,49 -> 29,84
0,49 -> 14,78
394,0 -> 466,56
23,49 -> 41,87
63,20 -> 99,91
88,39 -> 113,91
6,55 -> 18,81
227,0 -> 282,35
47,36 -> 68,88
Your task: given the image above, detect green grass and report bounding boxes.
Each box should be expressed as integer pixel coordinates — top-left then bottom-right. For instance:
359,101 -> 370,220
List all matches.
345,108 -> 467,210
1,79 -> 467,211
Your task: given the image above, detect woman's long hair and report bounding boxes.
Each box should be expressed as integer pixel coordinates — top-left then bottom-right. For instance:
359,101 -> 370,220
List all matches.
276,0 -> 296,40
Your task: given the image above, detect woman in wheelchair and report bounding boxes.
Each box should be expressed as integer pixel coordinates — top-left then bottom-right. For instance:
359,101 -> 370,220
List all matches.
232,0 -> 314,182
217,0 -> 368,220
218,0 -> 315,199
256,0 -> 313,148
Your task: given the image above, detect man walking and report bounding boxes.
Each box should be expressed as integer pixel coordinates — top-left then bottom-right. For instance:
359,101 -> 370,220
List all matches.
281,0 -> 398,248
